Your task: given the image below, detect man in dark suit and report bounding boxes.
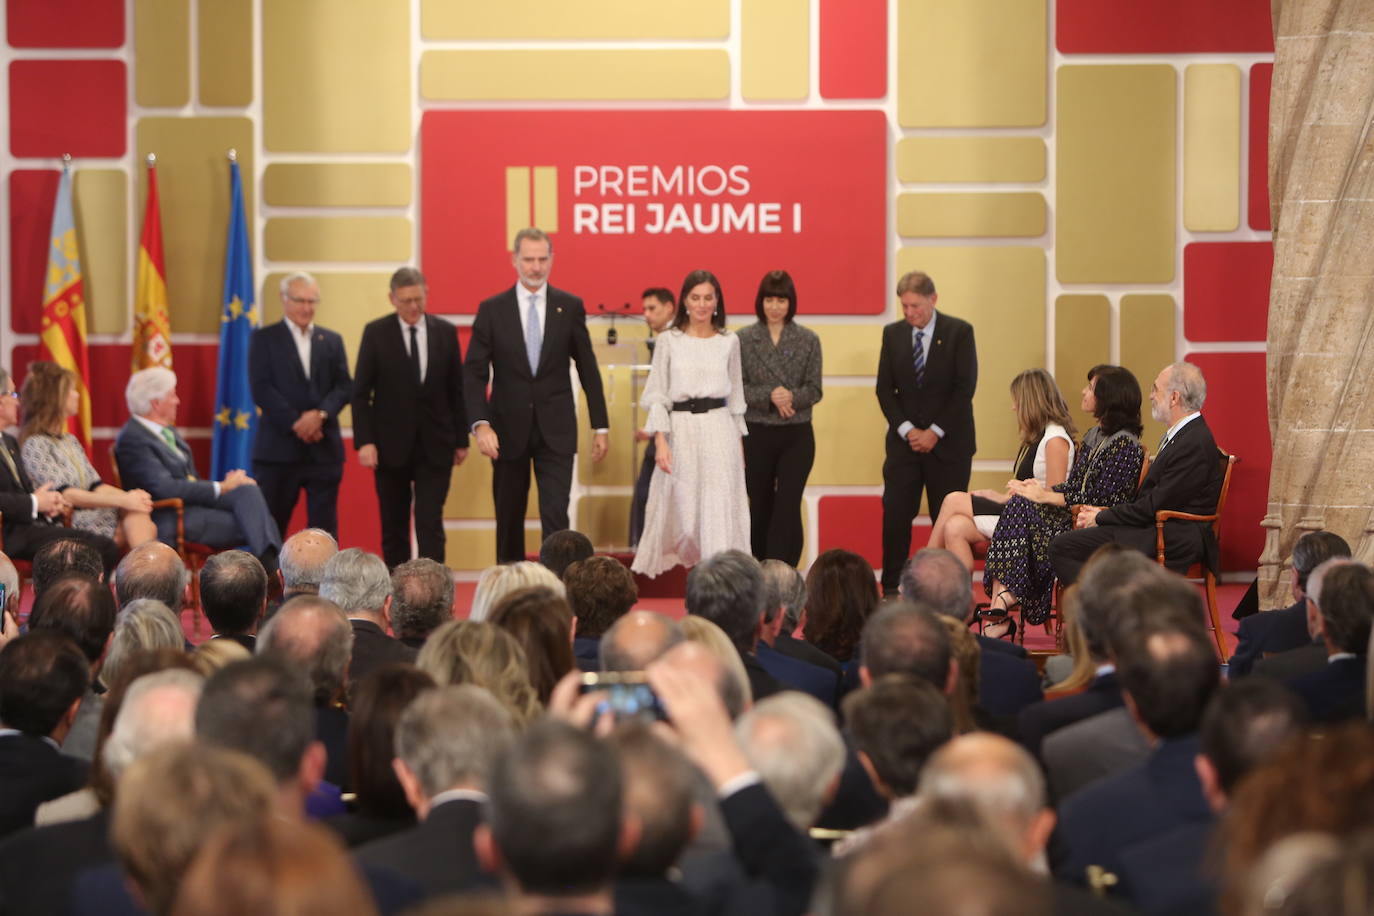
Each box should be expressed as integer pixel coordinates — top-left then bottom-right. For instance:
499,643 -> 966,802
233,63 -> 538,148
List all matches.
200,549 -> 268,651
464,228 -> 610,563
1230,530 -> 1351,677
1050,361 -> 1224,585
686,550 -> 800,702
357,685 -> 511,898
1285,560 -> 1373,723
250,271 -> 352,539
629,287 -> 677,547
0,368 -> 118,573
114,367 -> 282,574
352,267 -> 469,569
564,555 -> 639,672
318,548 -> 415,687
761,560 -> 844,676
876,271 -> 977,595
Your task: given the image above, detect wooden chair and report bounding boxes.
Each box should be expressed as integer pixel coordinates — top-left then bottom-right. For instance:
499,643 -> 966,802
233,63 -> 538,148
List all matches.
107,448 -> 218,637
1154,450 -> 1237,662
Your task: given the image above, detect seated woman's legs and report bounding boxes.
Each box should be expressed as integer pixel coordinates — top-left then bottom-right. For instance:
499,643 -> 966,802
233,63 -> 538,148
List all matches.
118,510 -> 158,551
927,490 -> 974,550
941,512 -> 984,571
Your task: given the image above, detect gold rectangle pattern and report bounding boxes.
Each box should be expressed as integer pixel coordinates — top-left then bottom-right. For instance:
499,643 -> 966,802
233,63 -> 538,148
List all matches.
72,170 -> 128,335
421,0 -> 729,40
263,218 -> 412,263
262,164 -> 413,208
420,50 -> 730,101
742,0 -> 809,100
1184,64 -> 1242,232
897,137 -> 1047,183
134,0 -> 190,107
506,168 -> 531,251
533,167 -> 559,233
198,0 -> 252,106
897,192 -> 1046,238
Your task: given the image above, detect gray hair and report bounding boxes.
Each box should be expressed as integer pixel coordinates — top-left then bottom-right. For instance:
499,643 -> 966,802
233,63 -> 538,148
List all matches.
1306,557 -> 1357,609
1294,534 -> 1353,593
256,596 -> 354,705
761,560 -> 807,630
736,693 -> 845,831
685,550 -> 765,655
278,271 -> 317,297
125,368 -> 177,417
102,599 -> 186,689
394,685 -> 516,798
513,226 -> 553,254
900,549 -> 972,621
470,562 -> 564,623
390,559 -> 454,642
114,542 -> 190,610
918,733 -> 1046,828
1165,361 -> 1207,412
390,267 -> 426,292
279,528 -> 337,592
600,611 -> 685,672
102,669 -> 204,781
319,548 -> 391,614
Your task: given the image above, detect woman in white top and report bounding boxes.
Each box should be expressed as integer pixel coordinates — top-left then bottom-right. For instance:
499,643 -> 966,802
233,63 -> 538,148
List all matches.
927,368 -> 1076,578
632,270 -> 750,577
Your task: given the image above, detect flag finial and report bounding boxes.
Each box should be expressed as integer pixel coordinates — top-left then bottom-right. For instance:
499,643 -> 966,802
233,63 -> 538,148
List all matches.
146,153 -> 156,165
61,153 -> 72,170
227,148 -> 237,162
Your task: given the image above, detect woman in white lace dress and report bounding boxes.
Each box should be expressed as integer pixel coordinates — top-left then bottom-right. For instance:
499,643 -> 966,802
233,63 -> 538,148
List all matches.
632,270 -> 750,577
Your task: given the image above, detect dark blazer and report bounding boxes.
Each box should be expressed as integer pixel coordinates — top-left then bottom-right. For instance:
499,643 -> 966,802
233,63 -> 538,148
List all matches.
0,734 -> 89,839
113,418 -> 217,506
0,808 -> 112,916
757,643 -> 839,709
1042,707 -> 1151,803
979,632 -> 1030,660
1228,600 -> 1310,677
317,703 -> 351,791
347,619 -> 417,688
0,432 -> 62,559
1117,820 -> 1218,915
1286,655 -> 1367,723
573,635 -> 600,672
355,797 -> 495,898
1018,670 -> 1124,758
742,652 -> 786,702
717,782 -> 821,916
616,875 -> 705,916
979,649 -> 1044,719
1095,415 -> 1224,572
874,313 -> 977,462
1252,640 -> 1327,682
250,320 -> 352,465
774,633 -> 843,676
352,313 -> 468,469
463,285 -> 609,459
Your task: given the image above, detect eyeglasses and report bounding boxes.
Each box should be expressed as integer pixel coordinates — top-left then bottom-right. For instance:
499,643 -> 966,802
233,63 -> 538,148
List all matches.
1,391 -> 17,400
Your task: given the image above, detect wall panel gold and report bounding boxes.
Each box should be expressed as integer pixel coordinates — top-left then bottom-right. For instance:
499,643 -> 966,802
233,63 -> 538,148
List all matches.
263,0 -> 410,152
1054,295 -> 1111,436
135,0 -> 190,107
422,0 -> 728,39
421,50 -> 729,101
897,137 -> 1046,183
264,218 -> 411,263
897,192 -> 1046,238
262,164 -> 412,208
575,495 -> 635,549
812,324 -> 886,377
198,0 -> 252,106
444,527 -> 541,572
1120,294 -> 1176,450
579,373 -> 637,487
73,169 -> 128,335
742,0 -> 808,100
1057,65 -> 1176,283
444,457 -> 540,521
136,118 -> 254,335
810,386 -> 888,486
1184,64 -> 1242,232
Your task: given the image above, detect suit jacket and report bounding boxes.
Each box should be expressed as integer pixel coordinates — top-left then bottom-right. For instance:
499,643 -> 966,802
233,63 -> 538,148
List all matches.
715,782 -> 821,916
113,418 -> 217,506
1117,820 -> 1218,915
773,633 -> 843,676
1095,415 -> 1224,573
874,312 -> 977,462
348,619 -> 418,688
573,635 -> 600,672
978,647 -> 1044,719
742,652 -> 786,702
250,320 -> 352,465
0,432 -> 57,555
355,797 -> 495,898
1252,640 -> 1328,682
0,734 -> 89,839
1228,600 -> 1310,678
757,643 -> 839,708
1042,706 -> 1151,803
463,284 -> 609,459
1286,655 -> 1367,723
352,313 -> 468,469
0,808 -> 112,916
1018,670 -> 1124,758
616,875 -> 705,916
979,632 -> 1030,660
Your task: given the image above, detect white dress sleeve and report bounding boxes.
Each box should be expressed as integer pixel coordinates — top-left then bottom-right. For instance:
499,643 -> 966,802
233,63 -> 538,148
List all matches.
727,334 -> 748,437
642,331 -> 674,435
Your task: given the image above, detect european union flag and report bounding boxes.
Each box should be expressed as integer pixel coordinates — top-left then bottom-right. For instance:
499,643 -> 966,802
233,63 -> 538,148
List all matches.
211,157 -> 259,480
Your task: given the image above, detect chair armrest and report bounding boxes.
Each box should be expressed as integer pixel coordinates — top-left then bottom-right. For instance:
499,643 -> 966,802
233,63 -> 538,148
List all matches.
149,498 -> 186,554
1154,510 -> 1220,563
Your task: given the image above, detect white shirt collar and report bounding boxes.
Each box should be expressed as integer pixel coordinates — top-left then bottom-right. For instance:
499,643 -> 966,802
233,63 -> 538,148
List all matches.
288,320 -> 314,338
912,311 -> 937,338
1164,411 -> 1201,444
519,283 -> 547,304
430,788 -> 488,808
135,415 -> 172,437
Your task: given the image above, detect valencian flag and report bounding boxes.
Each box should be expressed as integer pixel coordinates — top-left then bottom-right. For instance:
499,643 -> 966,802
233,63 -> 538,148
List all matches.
210,154 -> 259,480
132,156 -> 173,371
39,162 -> 93,451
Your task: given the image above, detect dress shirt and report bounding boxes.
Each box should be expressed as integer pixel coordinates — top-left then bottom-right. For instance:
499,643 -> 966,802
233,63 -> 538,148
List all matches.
429,788 -> 488,808
896,312 -> 946,441
516,282 -> 547,346
397,314 -> 428,383
1161,411 -> 1201,449
0,728 -> 58,751
134,415 -> 219,495
289,320 -> 314,379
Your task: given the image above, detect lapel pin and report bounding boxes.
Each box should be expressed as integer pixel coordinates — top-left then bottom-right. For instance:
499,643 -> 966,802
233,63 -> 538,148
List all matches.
937,339 -> 943,346
556,307 -> 563,314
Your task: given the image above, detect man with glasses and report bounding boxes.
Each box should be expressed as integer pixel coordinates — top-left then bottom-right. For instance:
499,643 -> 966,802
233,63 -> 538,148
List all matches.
249,272 -> 352,539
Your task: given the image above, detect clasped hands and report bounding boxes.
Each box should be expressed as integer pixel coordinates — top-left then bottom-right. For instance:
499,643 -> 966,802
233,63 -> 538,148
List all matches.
906,427 -> 938,453
33,483 -> 69,518
771,386 -> 795,419
291,410 -> 325,443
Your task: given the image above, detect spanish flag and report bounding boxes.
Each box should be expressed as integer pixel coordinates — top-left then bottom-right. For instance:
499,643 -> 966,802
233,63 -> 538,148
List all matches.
39,166 -> 92,451
132,157 -> 173,371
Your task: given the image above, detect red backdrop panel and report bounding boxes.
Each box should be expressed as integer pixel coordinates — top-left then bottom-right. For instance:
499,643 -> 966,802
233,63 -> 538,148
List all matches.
1056,0 -> 1273,53
1188,353 -> 1268,573
1249,63 -> 1273,231
1183,242 -> 1272,343
7,0 -> 124,48
820,0 -> 887,99
9,60 -> 127,158
816,495 -> 932,575
8,170 -> 59,333
421,110 -> 888,317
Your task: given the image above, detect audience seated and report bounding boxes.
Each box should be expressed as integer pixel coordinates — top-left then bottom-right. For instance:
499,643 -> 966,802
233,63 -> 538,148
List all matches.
321,548 -> 415,686
563,555 -> 638,671
30,536 -> 104,597
1250,555 -> 1348,683
0,551 -> 19,647
599,610 -> 685,672
271,527 -> 339,615
754,562 -> 839,708
760,560 -> 843,676
469,562 -> 564,622
389,558 -> 454,650
415,620 -> 541,726
537,529 -> 593,580
736,692 -> 846,833
1283,560 -> 1373,722
199,549 -> 269,651
679,618 -> 754,717
112,541 -> 190,612
26,574 -> 117,760
101,600 -> 185,690
489,586 -> 575,705
802,548 -> 879,688
933,615 -> 989,733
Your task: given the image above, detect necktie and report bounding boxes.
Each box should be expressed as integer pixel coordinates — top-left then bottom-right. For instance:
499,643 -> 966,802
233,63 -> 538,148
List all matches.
408,324 -> 421,385
912,329 -> 926,387
160,427 -> 179,454
0,440 -> 20,484
1157,433 -> 1169,455
526,293 -> 542,373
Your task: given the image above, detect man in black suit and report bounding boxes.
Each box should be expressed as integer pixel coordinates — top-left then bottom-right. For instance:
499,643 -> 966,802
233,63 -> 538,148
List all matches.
0,368 -> 118,573
352,267 -> 469,569
319,547 -> 414,687
114,368 -> 282,574
464,228 -> 611,563
26,575 -> 116,762
629,287 -> 677,547
1050,361 -> 1224,585
200,549 -> 269,651
389,557 -> 454,651
250,271 -> 352,539
761,560 -> 844,676
1230,530 -> 1351,678
876,271 -> 978,595
357,685 -> 513,898
1285,560 -> 1373,723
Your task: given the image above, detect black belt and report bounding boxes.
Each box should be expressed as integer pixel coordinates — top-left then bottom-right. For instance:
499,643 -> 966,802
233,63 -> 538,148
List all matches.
672,398 -> 727,414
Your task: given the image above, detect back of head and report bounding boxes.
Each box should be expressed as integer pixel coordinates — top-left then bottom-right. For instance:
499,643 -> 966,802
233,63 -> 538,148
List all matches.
0,631 -> 89,736
199,550 -> 268,636
685,549 -> 765,656
395,684 -> 516,798
843,674 -> 953,798
347,664 -> 436,818
563,556 -> 638,640
1291,531 -> 1352,593
1090,365 -> 1144,437
609,723 -> 697,877
318,548 -> 391,616
1312,561 -> 1374,654
114,541 -> 189,610
389,558 -> 454,642
196,657 -> 316,782
101,668 -> 204,783
538,529 -> 594,580
31,537 -> 104,595
736,692 -> 846,830
28,573 -> 117,664
599,610 -> 684,671
279,528 -> 338,594
760,559 -> 807,632
487,719 -> 623,896
488,586 -> 574,704
918,733 -> 1046,835
415,620 -> 541,725
1114,584 -> 1219,738
1010,367 -> 1077,443
678,618 -> 752,718
1166,360 -> 1208,412
112,742 -> 277,916
860,600 -> 951,687
804,548 -> 879,661
1200,679 -> 1308,797
898,549 -> 971,622
102,600 -> 188,693
256,595 -> 353,705
1078,548 -> 1173,660
470,562 -> 564,623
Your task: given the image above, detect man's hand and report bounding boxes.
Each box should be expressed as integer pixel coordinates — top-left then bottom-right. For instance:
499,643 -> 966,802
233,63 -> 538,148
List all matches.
647,655 -> 751,790
358,444 -> 379,469
291,410 -> 324,443
474,425 -> 500,460
220,469 -> 256,491
907,428 -> 938,453
547,670 -> 615,735
591,431 -> 609,463
453,447 -> 469,467
124,488 -> 155,513
654,433 -> 672,474
34,483 -> 65,516
1075,505 -> 1103,528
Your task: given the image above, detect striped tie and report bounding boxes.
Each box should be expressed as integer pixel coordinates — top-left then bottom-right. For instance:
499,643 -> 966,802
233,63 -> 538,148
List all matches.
912,329 -> 926,387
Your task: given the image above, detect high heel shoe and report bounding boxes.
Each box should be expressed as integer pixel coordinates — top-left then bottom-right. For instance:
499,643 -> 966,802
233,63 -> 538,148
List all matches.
983,616 -> 1018,641
978,589 -> 1021,641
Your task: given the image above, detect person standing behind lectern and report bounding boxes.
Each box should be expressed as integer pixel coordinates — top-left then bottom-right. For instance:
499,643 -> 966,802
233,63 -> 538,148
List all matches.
352,268 -> 469,569
464,228 -> 610,564
876,271 -> 977,596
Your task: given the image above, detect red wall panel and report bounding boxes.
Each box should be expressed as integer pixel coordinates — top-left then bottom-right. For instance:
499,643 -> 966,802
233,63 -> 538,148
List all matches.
7,0 -> 124,48
1183,242 -> 1272,343
8,60 -> 127,158
1057,0 -> 1273,53
8,170 -> 58,333
819,0 -> 886,99
1249,63 -> 1273,231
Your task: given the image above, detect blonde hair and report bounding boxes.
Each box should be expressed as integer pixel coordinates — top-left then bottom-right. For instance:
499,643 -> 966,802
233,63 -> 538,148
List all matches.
1010,368 -> 1077,445
415,620 -> 541,726
1044,585 -> 1095,696
102,600 -> 186,689
680,616 -> 753,710
191,638 -> 252,677
934,616 -> 978,734
18,361 -> 76,444
469,561 -> 565,622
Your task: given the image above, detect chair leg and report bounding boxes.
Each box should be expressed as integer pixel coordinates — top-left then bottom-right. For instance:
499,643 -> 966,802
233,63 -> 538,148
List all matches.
1205,572 -> 1228,662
